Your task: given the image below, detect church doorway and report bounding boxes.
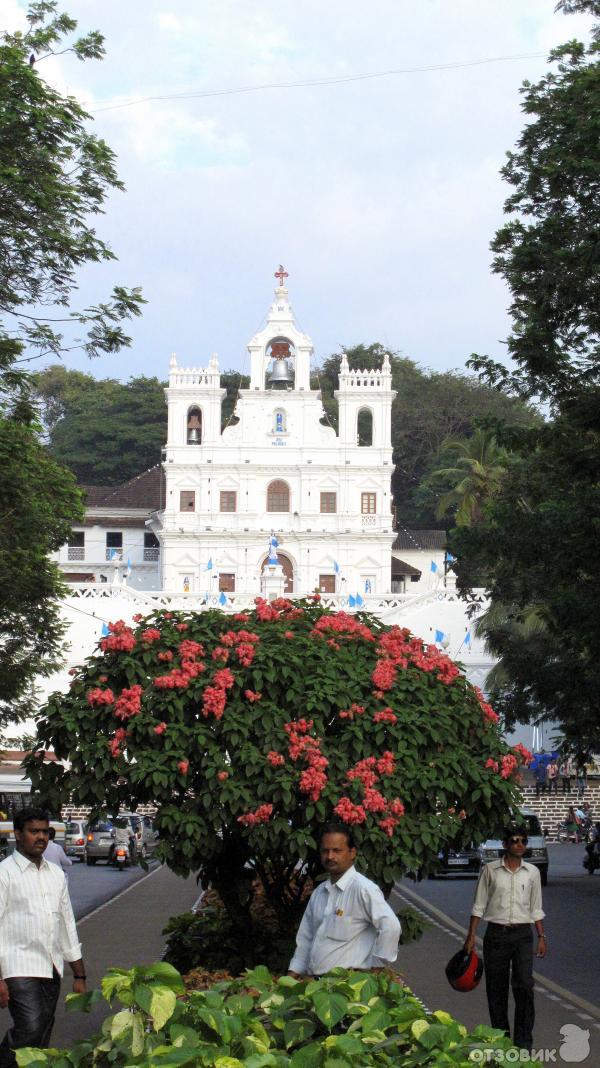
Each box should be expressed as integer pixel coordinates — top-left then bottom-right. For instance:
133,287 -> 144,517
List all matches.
261,552 -> 294,593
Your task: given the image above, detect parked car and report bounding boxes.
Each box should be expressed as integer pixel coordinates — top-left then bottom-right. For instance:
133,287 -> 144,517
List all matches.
430,844 -> 481,878
65,819 -> 87,861
478,808 -> 549,885
85,813 -> 157,865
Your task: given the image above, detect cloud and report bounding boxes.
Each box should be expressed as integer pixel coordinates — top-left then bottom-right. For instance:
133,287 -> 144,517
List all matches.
3,0 -> 596,381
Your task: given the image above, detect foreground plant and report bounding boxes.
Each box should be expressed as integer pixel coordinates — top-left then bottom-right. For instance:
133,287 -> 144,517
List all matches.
15,962 -> 515,1067
28,600 -> 530,961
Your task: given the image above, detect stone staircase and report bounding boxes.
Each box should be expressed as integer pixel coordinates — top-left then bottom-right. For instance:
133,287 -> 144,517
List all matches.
519,781 -> 600,839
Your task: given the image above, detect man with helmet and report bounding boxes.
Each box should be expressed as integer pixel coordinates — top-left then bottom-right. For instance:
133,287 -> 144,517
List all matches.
462,826 -> 546,1053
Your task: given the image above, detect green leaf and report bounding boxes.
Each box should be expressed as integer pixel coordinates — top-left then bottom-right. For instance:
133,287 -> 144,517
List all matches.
310,990 -> 349,1030
65,988 -> 103,1014
15,1052 -> 49,1067
283,1016 -> 316,1049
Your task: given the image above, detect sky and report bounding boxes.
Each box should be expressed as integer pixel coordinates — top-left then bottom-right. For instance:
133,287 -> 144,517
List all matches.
5,1 -> 595,384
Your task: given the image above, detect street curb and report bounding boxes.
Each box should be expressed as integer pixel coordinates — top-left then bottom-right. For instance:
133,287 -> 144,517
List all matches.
393,882 -> 600,1022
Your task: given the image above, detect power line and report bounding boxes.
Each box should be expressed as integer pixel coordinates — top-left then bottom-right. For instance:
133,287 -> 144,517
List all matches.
92,52 -> 546,114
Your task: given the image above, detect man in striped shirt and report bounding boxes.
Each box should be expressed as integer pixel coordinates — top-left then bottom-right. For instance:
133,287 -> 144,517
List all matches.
0,808 -> 86,1066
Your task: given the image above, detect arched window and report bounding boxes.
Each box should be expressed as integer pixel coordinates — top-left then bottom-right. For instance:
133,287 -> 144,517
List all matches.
186,407 -> 202,445
267,479 -> 290,512
273,408 -> 286,434
357,407 -> 373,446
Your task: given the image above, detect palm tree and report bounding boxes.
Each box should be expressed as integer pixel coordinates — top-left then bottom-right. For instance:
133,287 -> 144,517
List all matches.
430,427 -> 509,526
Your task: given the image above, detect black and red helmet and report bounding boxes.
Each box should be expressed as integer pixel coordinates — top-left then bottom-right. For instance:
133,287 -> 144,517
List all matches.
445,949 -> 483,992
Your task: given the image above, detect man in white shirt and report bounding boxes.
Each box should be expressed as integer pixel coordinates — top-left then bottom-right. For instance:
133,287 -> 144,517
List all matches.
0,808 -> 86,1067
43,828 -> 72,875
463,826 -> 546,1053
288,823 -> 401,978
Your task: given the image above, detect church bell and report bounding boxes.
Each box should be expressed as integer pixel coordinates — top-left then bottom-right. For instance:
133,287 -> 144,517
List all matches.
187,413 -> 202,444
267,357 -> 293,389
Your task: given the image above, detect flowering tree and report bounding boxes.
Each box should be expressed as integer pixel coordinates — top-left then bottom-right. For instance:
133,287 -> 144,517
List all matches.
28,598 -> 530,952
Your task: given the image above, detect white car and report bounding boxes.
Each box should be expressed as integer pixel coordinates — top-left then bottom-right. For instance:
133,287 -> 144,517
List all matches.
478,808 -> 549,885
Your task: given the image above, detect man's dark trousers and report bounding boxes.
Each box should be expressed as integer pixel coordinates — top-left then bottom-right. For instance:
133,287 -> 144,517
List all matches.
483,924 -> 535,1051
0,971 -> 61,1067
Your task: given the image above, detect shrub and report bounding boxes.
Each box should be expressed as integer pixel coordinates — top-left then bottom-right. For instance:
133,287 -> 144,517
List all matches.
16,962 -> 516,1066
27,599 -> 529,962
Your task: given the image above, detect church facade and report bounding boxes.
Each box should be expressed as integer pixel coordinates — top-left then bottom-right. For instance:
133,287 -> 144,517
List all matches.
150,272 -> 397,598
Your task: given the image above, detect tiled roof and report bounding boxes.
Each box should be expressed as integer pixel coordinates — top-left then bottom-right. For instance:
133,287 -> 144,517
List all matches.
80,485 -> 114,505
391,556 -> 422,577
81,466 -> 165,512
392,529 -> 447,551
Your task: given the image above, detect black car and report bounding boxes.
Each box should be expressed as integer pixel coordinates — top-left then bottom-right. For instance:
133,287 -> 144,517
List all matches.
430,845 -> 481,877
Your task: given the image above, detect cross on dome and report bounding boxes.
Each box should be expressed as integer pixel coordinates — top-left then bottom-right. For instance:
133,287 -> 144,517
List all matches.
274,264 -> 289,287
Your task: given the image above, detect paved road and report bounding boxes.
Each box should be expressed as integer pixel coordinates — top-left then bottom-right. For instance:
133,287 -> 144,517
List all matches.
399,842 -> 600,1005
54,865 -> 198,1048
66,855 -> 162,919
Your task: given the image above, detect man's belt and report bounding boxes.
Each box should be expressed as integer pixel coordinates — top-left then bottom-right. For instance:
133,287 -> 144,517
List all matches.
487,922 -> 531,931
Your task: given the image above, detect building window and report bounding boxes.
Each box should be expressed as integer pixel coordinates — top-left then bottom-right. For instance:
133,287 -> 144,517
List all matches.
219,573 -> 235,592
357,408 -> 373,446
180,490 -> 196,511
186,407 -> 202,445
267,479 -> 290,512
319,574 -> 336,593
144,532 -> 160,561
361,492 -> 377,514
67,530 -> 85,561
273,408 -> 286,434
220,490 -> 237,512
320,491 -> 337,513
105,531 -> 123,561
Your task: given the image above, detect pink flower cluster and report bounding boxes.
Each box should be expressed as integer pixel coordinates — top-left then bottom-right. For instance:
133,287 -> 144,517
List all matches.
473,686 -> 500,725
212,646 -> 230,662
245,690 -> 262,703
153,639 -> 206,690
153,659 -> 205,690
141,628 -> 161,644
372,626 -> 460,689
202,666 -> 235,720
237,803 -> 273,827
87,687 -> 114,708
158,651 -> 174,662
336,750 -> 404,835
338,703 -> 365,720
267,751 -> 285,767
283,719 -> 329,802
114,684 -> 143,721
500,754 -> 518,780
217,770 -> 229,781
177,759 -> 189,775
153,722 -> 167,735
373,708 -> 397,725
312,613 -> 375,643
100,620 -> 136,654
108,727 -> 128,758
512,742 -> 533,765
334,797 -> 366,824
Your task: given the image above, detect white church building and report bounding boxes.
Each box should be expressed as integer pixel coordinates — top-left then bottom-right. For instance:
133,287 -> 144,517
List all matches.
153,271 -> 396,599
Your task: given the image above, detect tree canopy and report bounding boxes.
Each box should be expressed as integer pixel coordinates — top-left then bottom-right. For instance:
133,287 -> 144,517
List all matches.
454,0 -> 600,752
0,3 -> 144,727
28,599 -> 529,961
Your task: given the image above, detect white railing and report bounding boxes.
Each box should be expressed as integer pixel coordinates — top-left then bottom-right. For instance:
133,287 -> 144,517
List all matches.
67,547 -> 85,561
62,583 -> 488,616
105,548 -> 123,561
143,547 -> 160,561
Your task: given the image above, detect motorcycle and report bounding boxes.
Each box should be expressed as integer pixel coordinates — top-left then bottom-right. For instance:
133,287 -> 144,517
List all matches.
583,841 -> 600,875
111,843 -> 130,869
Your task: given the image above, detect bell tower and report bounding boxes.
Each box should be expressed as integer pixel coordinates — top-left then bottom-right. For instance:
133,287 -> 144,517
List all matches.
248,267 -> 313,391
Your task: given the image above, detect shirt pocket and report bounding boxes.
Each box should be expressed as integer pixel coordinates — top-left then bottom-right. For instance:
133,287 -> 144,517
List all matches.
326,915 -> 365,941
